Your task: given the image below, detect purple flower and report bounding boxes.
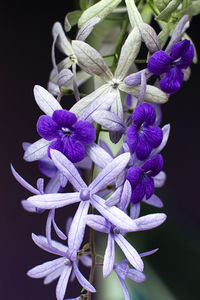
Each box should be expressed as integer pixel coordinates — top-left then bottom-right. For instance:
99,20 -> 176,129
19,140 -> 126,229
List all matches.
37,109 -> 96,163
148,39 -> 194,94
126,103 -> 163,160
126,154 -> 163,204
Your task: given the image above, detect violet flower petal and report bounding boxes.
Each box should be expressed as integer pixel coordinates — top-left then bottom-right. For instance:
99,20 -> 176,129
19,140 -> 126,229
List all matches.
63,137 -> 85,163
32,234 -> 67,256
68,201 -> 90,251
105,186 -> 123,207
103,234 -> 115,278
151,124 -> 170,156
50,149 -> 87,190
37,115 -> 59,140
44,266 -> 66,285
27,257 -> 66,278
147,51 -> 171,75
114,234 -> 144,271
52,110 -> 77,128
177,44 -> 194,69
27,192 -> 80,209
143,126 -> 163,148
130,203 -> 141,220
127,269 -> 146,282
126,166 -> 143,189
89,153 -> 130,194
72,121 -> 96,144
140,248 -> 159,257
170,39 -> 190,61
126,125 -> 138,153
73,262 -> 96,293
117,275 -> 130,300
118,180 -> 132,211
136,134 -> 152,160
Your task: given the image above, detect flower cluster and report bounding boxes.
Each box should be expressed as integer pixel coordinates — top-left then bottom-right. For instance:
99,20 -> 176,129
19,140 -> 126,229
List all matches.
12,1 -> 196,299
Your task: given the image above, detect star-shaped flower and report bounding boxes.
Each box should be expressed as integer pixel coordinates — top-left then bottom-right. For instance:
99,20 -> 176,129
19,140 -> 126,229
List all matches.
148,39 -> 194,94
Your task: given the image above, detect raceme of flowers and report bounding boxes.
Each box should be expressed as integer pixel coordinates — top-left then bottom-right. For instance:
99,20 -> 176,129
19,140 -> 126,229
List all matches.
12,1 -> 197,300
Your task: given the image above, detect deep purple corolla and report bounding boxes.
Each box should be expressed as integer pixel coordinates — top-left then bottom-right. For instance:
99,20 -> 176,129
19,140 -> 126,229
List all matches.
37,109 -> 96,163
148,39 -> 194,94
127,103 -> 163,160
126,154 -> 163,203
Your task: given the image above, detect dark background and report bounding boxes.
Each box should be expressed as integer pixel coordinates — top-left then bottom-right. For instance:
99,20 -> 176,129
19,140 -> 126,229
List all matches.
1,1 -> 200,299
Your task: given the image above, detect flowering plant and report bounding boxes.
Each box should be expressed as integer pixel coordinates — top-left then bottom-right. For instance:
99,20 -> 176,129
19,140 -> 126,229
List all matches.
12,0 -> 199,299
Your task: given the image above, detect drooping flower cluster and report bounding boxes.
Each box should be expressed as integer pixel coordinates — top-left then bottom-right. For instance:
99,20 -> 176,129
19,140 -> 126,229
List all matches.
12,1 -> 197,300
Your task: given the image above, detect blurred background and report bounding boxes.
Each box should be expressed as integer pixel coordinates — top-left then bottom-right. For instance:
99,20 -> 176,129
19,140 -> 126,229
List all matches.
1,1 -> 200,299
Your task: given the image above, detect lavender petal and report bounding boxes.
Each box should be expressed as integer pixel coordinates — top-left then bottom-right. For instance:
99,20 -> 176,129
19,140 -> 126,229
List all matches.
86,143 -> 113,168
103,234 -> 115,278
118,180 -> 132,211
56,265 -> 72,300
142,194 -> 163,208
27,257 -> 66,278
134,213 -> 167,231
92,110 -> 125,133
32,234 -> 67,256
127,269 -> 146,283
86,215 -> 111,233
130,203 -> 141,220
154,171 -> 166,188
24,139 -> 51,162
73,262 -> 96,293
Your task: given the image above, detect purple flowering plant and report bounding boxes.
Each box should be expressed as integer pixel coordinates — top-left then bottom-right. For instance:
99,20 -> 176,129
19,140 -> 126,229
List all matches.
12,0 -> 199,299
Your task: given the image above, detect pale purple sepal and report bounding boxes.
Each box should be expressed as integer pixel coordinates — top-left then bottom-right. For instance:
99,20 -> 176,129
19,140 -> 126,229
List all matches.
99,140 -> 114,157
66,217 -> 73,235
76,17 -> 100,41
80,255 -> 92,267
27,192 -> 80,209
68,201 -> 90,251
21,200 -> 39,213
103,234 -> 115,278
130,203 -> 141,220
75,156 -> 92,170
58,69 -> 73,89
127,269 -> 146,283
140,248 -> 159,257
89,153 -> 130,194
56,265 -> 72,300
138,70 -> 147,103
11,164 -> 40,195
118,180 -> 132,211
32,234 -> 67,256
92,110 -> 125,133
134,213 -> 166,231
50,150 -> 87,191
154,171 -> 166,188
48,209 -> 67,240
151,124 -> 170,156
86,143 -> 113,168
90,194 -> 138,231
27,257 -> 66,278
86,215 -> 111,233
37,178 -> 44,193
44,266 -> 65,285
23,138 -> 51,162
80,92 -> 116,122
114,234 -> 144,271
105,186 -> 123,207
142,194 -> 163,208
165,15 -> 190,54
45,172 -> 62,194
124,69 -> 152,86
117,275 -> 130,300
73,262 -> 96,293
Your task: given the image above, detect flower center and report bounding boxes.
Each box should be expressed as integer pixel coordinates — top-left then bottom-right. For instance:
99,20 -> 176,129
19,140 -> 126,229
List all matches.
80,188 -> 91,201
61,127 -> 71,136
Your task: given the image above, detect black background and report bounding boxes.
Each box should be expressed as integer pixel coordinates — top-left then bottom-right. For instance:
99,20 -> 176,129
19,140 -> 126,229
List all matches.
1,1 -> 200,299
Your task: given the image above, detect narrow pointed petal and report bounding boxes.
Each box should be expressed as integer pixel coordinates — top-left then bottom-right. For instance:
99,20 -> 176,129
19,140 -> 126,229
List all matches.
134,213 -> 167,231
99,140 -> 113,157
56,265 -> 72,300
142,194 -> 163,208
114,234 -> 144,271
27,192 -> 80,209
68,201 -> 90,251
80,255 -> 92,267
130,203 -> 141,220
80,92 -> 116,122
90,195 -> 138,231
73,263 -> 96,293
140,248 -> 159,257
86,143 -> 113,168
27,257 -> 66,279
86,215 -> 111,233
52,22 -> 74,56
34,85 -> 62,116
52,216 -> 67,240
50,149 -> 87,190
45,172 -> 62,194
76,17 -> 100,41
92,110 -> 125,133
24,139 -> 51,162
11,164 -> 39,195
117,275 -> 130,300
89,153 -> 130,194
103,234 -> 115,278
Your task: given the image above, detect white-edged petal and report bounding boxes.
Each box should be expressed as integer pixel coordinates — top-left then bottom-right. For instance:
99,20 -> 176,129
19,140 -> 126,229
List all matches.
154,171 -> 166,188
86,143 -> 113,168
52,22 -> 74,56
76,17 -> 101,41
